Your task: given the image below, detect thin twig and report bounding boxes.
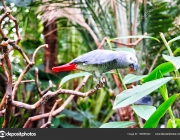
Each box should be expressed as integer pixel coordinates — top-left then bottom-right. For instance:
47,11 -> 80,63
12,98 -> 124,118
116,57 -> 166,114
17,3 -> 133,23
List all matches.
32,44 -> 48,64
7,14 -> 21,44
12,80 -> 35,85
40,99 -> 62,128
112,32 -> 147,48
42,80 -> 55,95
12,44 -> 48,100
0,12 -> 9,39
35,67 -> 42,95
98,37 -> 108,49
44,28 -> 58,37
9,41 -> 32,64
1,0 -> 7,10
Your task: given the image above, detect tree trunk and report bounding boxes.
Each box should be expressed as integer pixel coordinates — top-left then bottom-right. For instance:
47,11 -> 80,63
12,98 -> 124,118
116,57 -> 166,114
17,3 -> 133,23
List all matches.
43,21 -> 58,73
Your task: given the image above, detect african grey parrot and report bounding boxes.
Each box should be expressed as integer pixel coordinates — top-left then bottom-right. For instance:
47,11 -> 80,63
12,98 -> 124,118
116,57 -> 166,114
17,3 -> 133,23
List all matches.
52,49 -> 138,84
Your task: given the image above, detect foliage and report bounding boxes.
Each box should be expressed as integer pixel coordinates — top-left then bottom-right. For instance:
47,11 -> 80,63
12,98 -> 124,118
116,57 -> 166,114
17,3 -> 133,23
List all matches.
102,34 -> 180,128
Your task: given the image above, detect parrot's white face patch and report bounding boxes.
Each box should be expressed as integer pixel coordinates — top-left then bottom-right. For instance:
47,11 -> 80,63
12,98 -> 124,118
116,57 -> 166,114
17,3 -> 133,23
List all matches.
127,54 -> 137,64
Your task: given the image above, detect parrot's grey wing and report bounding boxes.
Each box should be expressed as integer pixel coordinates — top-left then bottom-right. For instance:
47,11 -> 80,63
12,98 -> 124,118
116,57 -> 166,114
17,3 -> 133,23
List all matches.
71,50 -> 118,65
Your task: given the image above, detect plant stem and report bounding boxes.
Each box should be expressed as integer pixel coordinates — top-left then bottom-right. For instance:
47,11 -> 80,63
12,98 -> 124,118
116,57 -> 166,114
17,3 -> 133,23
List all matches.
160,33 -> 173,56
116,69 -> 127,90
160,33 -> 180,89
115,69 -> 142,128
161,90 -> 175,126
134,110 -> 143,128
160,33 -> 177,127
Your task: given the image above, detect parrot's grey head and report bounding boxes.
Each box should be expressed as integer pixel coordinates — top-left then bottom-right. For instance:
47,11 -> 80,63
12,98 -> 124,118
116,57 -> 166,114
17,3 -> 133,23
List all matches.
125,52 -> 138,71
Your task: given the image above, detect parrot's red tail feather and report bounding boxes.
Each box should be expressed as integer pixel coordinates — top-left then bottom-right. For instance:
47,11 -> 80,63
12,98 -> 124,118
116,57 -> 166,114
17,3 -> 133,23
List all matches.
52,63 -> 77,72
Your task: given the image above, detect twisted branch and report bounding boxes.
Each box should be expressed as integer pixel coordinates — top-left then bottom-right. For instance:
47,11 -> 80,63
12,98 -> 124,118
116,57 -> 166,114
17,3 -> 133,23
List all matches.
23,75 -> 90,128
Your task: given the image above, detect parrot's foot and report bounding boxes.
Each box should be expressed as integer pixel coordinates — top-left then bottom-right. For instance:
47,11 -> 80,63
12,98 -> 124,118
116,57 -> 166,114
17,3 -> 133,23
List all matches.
94,82 -> 103,90
99,77 -> 106,84
94,77 -> 107,90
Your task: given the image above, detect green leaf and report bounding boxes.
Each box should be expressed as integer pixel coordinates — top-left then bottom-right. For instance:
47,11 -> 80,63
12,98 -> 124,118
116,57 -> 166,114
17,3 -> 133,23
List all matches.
143,94 -> 179,128
113,48 -> 136,55
113,77 -> 172,109
99,121 -> 136,128
175,119 -> 180,128
110,35 -> 160,42
123,74 -> 147,84
142,62 -> 175,83
168,36 -> 180,44
173,47 -> 180,56
51,118 -> 60,128
61,109 -> 87,122
167,119 -> 173,128
167,119 -> 180,128
59,72 -> 92,87
131,105 -> 156,120
162,54 -> 180,70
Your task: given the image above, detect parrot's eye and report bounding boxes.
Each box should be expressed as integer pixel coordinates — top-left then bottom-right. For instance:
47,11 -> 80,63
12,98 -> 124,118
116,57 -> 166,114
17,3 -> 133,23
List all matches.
129,57 -> 132,60
129,64 -> 134,69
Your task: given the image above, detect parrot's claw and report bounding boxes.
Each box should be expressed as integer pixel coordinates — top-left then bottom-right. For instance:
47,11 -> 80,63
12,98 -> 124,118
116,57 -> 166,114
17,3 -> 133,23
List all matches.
100,77 -> 107,84
94,77 -> 107,90
95,82 -> 103,90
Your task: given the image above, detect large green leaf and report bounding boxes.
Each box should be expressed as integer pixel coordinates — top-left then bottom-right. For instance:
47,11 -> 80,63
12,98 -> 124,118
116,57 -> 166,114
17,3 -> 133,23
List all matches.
143,94 -> 179,128
113,48 -> 136,55
113,77 -> 172,109
110,35 -> 160,42
162,54 -> 180,70
123,74 -> 147,84
168,36 -> 180,44
99,121 -> 136,128
142,62 -> 174,83
59,72 -> 92,87
131,105 -> 156,120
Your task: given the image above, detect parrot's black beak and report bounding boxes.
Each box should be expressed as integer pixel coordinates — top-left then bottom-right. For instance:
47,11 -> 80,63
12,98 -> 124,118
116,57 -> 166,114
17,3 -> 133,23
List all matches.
133,63 -> 138,71
129,63 -> 138,71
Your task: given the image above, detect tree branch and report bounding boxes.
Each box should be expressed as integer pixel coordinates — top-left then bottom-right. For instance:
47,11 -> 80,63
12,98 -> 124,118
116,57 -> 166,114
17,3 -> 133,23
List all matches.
12,44 -> 48,100
1,40 -> 13,128
13,86 -> 97,110
23,75 -> 90,128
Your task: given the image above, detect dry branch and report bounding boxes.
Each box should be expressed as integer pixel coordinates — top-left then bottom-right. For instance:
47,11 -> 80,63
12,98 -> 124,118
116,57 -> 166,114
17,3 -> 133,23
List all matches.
1,40 -> 13,128
40,99 -> 62,128
12,80 -> 35,85
35,68 -> 42,95
12,86 -> 97,110
35,67 -> 54,96
9,41 -> 32,64
12,44 -> 48,100
23,75 -> 90,128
